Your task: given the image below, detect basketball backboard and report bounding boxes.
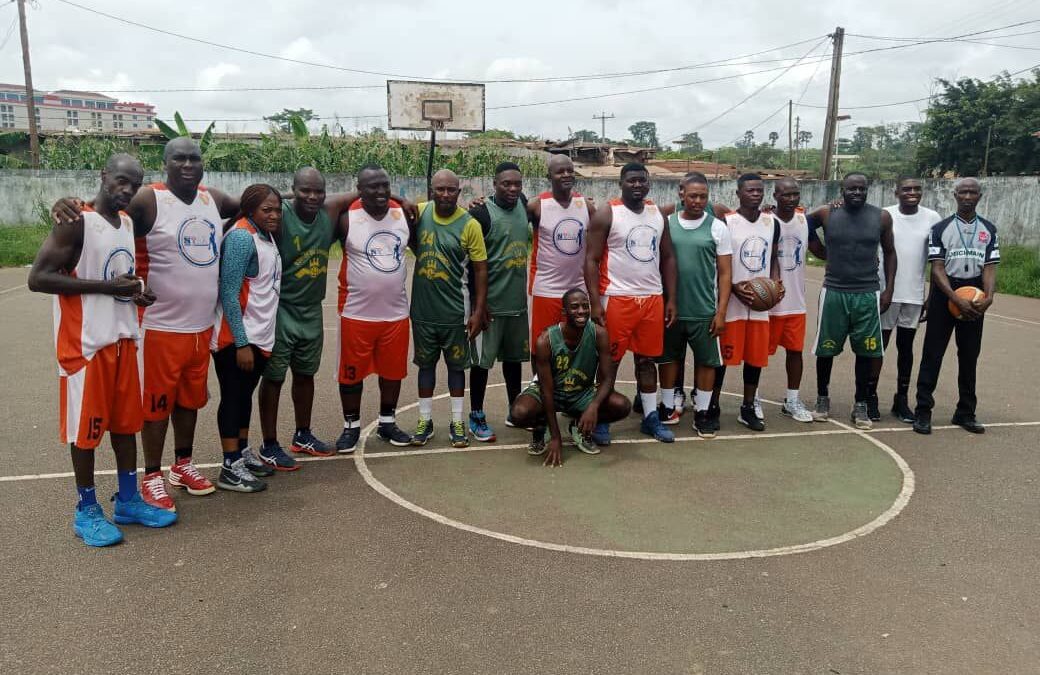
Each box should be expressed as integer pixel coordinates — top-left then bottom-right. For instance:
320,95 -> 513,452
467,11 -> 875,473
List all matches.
387,80 -> 486,132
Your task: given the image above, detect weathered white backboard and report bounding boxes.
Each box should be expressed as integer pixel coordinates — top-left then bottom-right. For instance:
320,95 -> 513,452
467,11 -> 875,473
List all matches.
387,80 -> 486,132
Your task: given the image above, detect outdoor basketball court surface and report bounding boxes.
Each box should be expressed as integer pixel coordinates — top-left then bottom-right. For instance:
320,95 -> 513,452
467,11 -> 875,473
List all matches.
1,263 -> 1038,674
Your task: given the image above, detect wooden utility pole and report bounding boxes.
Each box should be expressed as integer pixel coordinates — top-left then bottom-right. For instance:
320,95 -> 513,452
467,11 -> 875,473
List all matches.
819,27 -> 845,181
787,99 -> 793,169
17,0 -> 41,169
981,121 -> 994,177
794,116 -> 801,169
592,111 -> 614,141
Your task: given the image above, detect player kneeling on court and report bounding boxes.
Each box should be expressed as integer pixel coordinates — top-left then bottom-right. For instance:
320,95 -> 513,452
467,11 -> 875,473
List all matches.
29,154 -> 177,546
510,288 -> 631,467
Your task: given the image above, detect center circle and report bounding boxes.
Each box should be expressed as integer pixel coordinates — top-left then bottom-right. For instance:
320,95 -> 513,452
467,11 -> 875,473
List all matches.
354,386 -> 914,561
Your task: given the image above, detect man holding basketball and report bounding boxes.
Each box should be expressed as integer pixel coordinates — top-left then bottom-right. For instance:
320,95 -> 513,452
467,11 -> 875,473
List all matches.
913,178 -> 998,435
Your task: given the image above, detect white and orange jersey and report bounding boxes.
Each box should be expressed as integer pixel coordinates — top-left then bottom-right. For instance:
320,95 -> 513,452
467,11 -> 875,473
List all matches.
337,200 -> 410,322
54,208 -> 141,375
770,209 -> 808,316
599,199 -> 664,297
725,211 -> 777,323
214,219 -> 281,353
137,183 -> 223,333
530,191 -> 590,297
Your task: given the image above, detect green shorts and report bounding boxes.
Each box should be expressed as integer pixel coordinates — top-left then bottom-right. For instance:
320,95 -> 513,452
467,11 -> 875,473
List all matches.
471,312 -> 530,369
520,380 -> 595,418
412,320 -> 472,370
263,310 -> 324,382
812,288 -> 883,358
656,319 -> 722,368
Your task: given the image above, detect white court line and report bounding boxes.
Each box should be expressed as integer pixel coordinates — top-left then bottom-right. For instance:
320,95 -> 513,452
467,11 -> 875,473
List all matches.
0,284 -> 27,295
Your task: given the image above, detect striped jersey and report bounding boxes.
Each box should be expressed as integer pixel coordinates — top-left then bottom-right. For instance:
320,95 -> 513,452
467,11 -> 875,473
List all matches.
530,191 -> 590,297
338,200 -> 410,322
214,219 -> 281,352
599,199 -> 664,297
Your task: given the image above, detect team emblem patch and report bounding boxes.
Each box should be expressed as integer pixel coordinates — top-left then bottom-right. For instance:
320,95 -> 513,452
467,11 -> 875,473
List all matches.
625,224 -> 659,263
177,217 -> 219,267
552,218 -> 585,256
777,235 -> 804,272
978,231 -> 989,243
365,230 -> 404,273
739,236 -> 769,273
103,247 -> 135,303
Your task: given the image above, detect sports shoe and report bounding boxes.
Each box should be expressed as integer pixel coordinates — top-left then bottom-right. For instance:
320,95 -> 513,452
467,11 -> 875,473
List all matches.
674,387 -> 687,413
753,392 -> 765,420
640,410 -> 675,443
73,503 -> 123,547
812,395 -> 830,422
412,418 -> 434,446
781,397 -> 814,423
291,428 -> 334,457
337,427 -> 361,454
590,422 -> 611,446
169,457 -> 216,496
851,401 -> 872,430
866,394 -> 882,422
527,428 -> 547,456
112,493 -> 178,528
377,421 -> 413,446
706,402 -> 721,434
738,403 -> 765,431
468,411 -> 496,442
217,458 -> 267,493
242,446 -> 275,476
693,410 -> 716,439
951,413 -> 986,434
569,421 -> 600,454
449,419 -> 469,448
658,403 -> 681,426
504,414 -> 533,430
140,470 -> 176,511
259,442 -> 299,471
913,410 -> 932,435
891,393 -> 915,424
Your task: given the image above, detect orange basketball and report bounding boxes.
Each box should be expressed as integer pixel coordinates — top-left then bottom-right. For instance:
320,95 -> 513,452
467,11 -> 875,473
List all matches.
745,277 -> 782,312
948,286 -> 986,319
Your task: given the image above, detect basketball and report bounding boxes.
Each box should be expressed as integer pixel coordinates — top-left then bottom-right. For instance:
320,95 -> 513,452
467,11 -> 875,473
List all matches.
948,286 -> 986,319
745,277 -> 782,312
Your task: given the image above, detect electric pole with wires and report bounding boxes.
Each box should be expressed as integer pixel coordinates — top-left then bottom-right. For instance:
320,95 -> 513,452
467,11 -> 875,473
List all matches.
17,0 -> 40,168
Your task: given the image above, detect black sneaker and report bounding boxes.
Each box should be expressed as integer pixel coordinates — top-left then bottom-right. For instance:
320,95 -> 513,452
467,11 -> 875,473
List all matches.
377,422 -> 413,446
891,393 -> 915,424
866,394 -> 882,422
737,403 -> 765,431
217,458 -> 267,493
694,410 -> 715,439
951,413 -> 986,434
913,410 -> 932,435
706,403 -> 721,433
336,427 -> 361,454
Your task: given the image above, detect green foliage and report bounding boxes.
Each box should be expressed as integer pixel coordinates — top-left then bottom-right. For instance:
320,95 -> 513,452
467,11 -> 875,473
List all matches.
996,245 -> 1040,298
264,108 -> 317,133
834,122 -> 922,179
671,132 -> 703,154
572,129 -> 600,143
466,129 -> 515,140
0,223 -> 49,267
627,121 -> 660,149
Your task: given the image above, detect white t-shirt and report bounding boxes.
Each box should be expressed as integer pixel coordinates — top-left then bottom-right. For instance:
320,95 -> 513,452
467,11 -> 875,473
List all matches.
676,213 -> 733,255
880,205 -> 939,304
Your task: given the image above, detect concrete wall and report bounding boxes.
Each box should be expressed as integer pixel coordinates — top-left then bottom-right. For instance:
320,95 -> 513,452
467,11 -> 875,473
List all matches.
2,170 -> 1038,246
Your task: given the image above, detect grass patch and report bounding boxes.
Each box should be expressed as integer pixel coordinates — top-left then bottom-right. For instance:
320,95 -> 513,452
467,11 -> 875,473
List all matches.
0,224 -> 48,267
997,245 -> 1040,298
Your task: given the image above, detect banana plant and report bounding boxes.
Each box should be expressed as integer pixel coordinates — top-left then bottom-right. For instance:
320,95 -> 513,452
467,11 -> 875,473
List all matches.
154,111 -> 216,152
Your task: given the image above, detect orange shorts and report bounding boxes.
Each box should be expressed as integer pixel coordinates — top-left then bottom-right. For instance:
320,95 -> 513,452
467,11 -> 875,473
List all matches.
59,339 -> 143,449
530,295 -> 564,352
338,316 -> 410,385
603,294 -> 664,361
720,319 -> 770,368
768,313 -> 807,355
140,328 -> 212,421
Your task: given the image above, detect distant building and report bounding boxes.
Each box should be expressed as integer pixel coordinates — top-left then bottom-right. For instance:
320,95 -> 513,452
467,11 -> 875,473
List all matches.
0,84 -> 156,133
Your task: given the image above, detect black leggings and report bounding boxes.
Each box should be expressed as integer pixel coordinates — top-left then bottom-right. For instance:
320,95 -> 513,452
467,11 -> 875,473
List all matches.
214,345 -> 269,439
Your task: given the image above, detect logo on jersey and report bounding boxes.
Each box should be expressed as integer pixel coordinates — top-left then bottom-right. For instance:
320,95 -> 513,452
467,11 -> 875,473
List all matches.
777,235 -> 804,272
978,231 -> 990,244
103,247 -> 135,304
552,218 -> 585,256
739,236 -> 769,273
365,230 -> 404,273
177,217 -> 219,267
625,224 -> 659,263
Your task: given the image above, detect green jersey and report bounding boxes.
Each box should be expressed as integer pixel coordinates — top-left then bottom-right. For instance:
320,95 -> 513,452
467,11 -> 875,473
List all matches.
546,321 -> 599,407
277,202 -> 335,322
411,203 -> 487,326
482,198 -> 530,316
668,209 -> 721,321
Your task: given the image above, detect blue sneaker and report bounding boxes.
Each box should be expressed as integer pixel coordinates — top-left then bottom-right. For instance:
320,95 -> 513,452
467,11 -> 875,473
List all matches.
590,422 -> 611,446
291,428 -> 334,457
336,427 -> 361,454
73,503 -> 123,547
468,411 -> 496,442
259,442 -> 299,471
412,418 -> 434,446
450,419 -> 470,448
112,493 -> 178,528
640,410 -> 675,443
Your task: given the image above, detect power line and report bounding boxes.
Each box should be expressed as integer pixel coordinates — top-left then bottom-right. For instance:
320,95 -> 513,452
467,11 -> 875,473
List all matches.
848,27 -> 1040,41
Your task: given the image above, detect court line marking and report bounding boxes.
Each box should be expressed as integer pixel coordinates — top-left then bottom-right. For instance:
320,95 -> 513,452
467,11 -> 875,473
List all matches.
0,284 -> 27,295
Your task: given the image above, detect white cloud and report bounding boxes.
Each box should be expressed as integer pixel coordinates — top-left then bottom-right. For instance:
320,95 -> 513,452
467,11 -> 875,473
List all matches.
196,63 -> 241,90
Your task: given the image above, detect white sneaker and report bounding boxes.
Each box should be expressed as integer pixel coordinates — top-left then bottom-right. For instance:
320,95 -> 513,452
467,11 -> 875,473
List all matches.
782,397 -> 814,423
753,392 -> 765,420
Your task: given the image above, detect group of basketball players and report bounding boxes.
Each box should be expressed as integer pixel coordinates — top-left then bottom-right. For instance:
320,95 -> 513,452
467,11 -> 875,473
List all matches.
33,137 -> 999,546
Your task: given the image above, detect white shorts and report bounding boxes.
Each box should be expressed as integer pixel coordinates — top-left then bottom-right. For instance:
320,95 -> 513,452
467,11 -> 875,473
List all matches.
881,302 -> 923,331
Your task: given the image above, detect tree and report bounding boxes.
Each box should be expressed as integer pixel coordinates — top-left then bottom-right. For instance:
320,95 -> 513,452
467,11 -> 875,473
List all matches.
736,129 -> 755,149
797,130 -> 813,148
572,129 -> 600,143
628,121 -> 660,149
673,132 -> 703,154
768,131 -> 779,147
264,108 -> 317,132
466,129 -> 516,140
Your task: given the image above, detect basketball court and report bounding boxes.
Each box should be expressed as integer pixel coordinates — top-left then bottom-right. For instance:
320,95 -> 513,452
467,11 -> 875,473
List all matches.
1,260 -> 1038,674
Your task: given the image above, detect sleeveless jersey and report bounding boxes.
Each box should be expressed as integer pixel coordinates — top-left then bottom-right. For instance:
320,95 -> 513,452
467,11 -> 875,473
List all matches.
546,321 -> 599,407
338,200 -> 409,322
822,204 -> 883,293
137,183 -> 223,333
725,211 -> 775,323
411,204 -> 474,326
668,210 -> 719,321
53,208 -> 140,375
214,219 -> 281,352
277,202 -> 333,323
530,191 -> 589,297
483,198 -> 530,316
770,210 -> 808,316
599,199 -> 664,297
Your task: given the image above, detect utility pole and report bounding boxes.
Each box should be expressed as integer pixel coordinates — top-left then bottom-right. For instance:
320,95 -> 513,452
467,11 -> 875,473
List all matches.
592,111 -> 614,142
794,116 -> 801,169
981,120 -> 994,177
819,26 -> 845,181
17,0 -> 40,169
787,99 -> 793,170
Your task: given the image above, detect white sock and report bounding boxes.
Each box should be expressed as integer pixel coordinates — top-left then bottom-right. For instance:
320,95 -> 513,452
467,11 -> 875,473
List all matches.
640,392 -> 657,419
661,387 -> 675,410
694,389 -> 712,412
418,398 -> 433,421
378,415 -> 395,425
343,418 -> 361,429
450,397 -> 464,422
786,389 -> 800,403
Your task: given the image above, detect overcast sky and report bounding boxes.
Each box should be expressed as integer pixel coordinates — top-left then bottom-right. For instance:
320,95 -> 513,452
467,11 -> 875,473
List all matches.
2,0 -> 1037,148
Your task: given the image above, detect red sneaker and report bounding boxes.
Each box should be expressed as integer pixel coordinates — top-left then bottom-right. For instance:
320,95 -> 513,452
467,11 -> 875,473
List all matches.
169,457 -> 216,496
140,470 -> 176,511
658,403 -> 682,426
